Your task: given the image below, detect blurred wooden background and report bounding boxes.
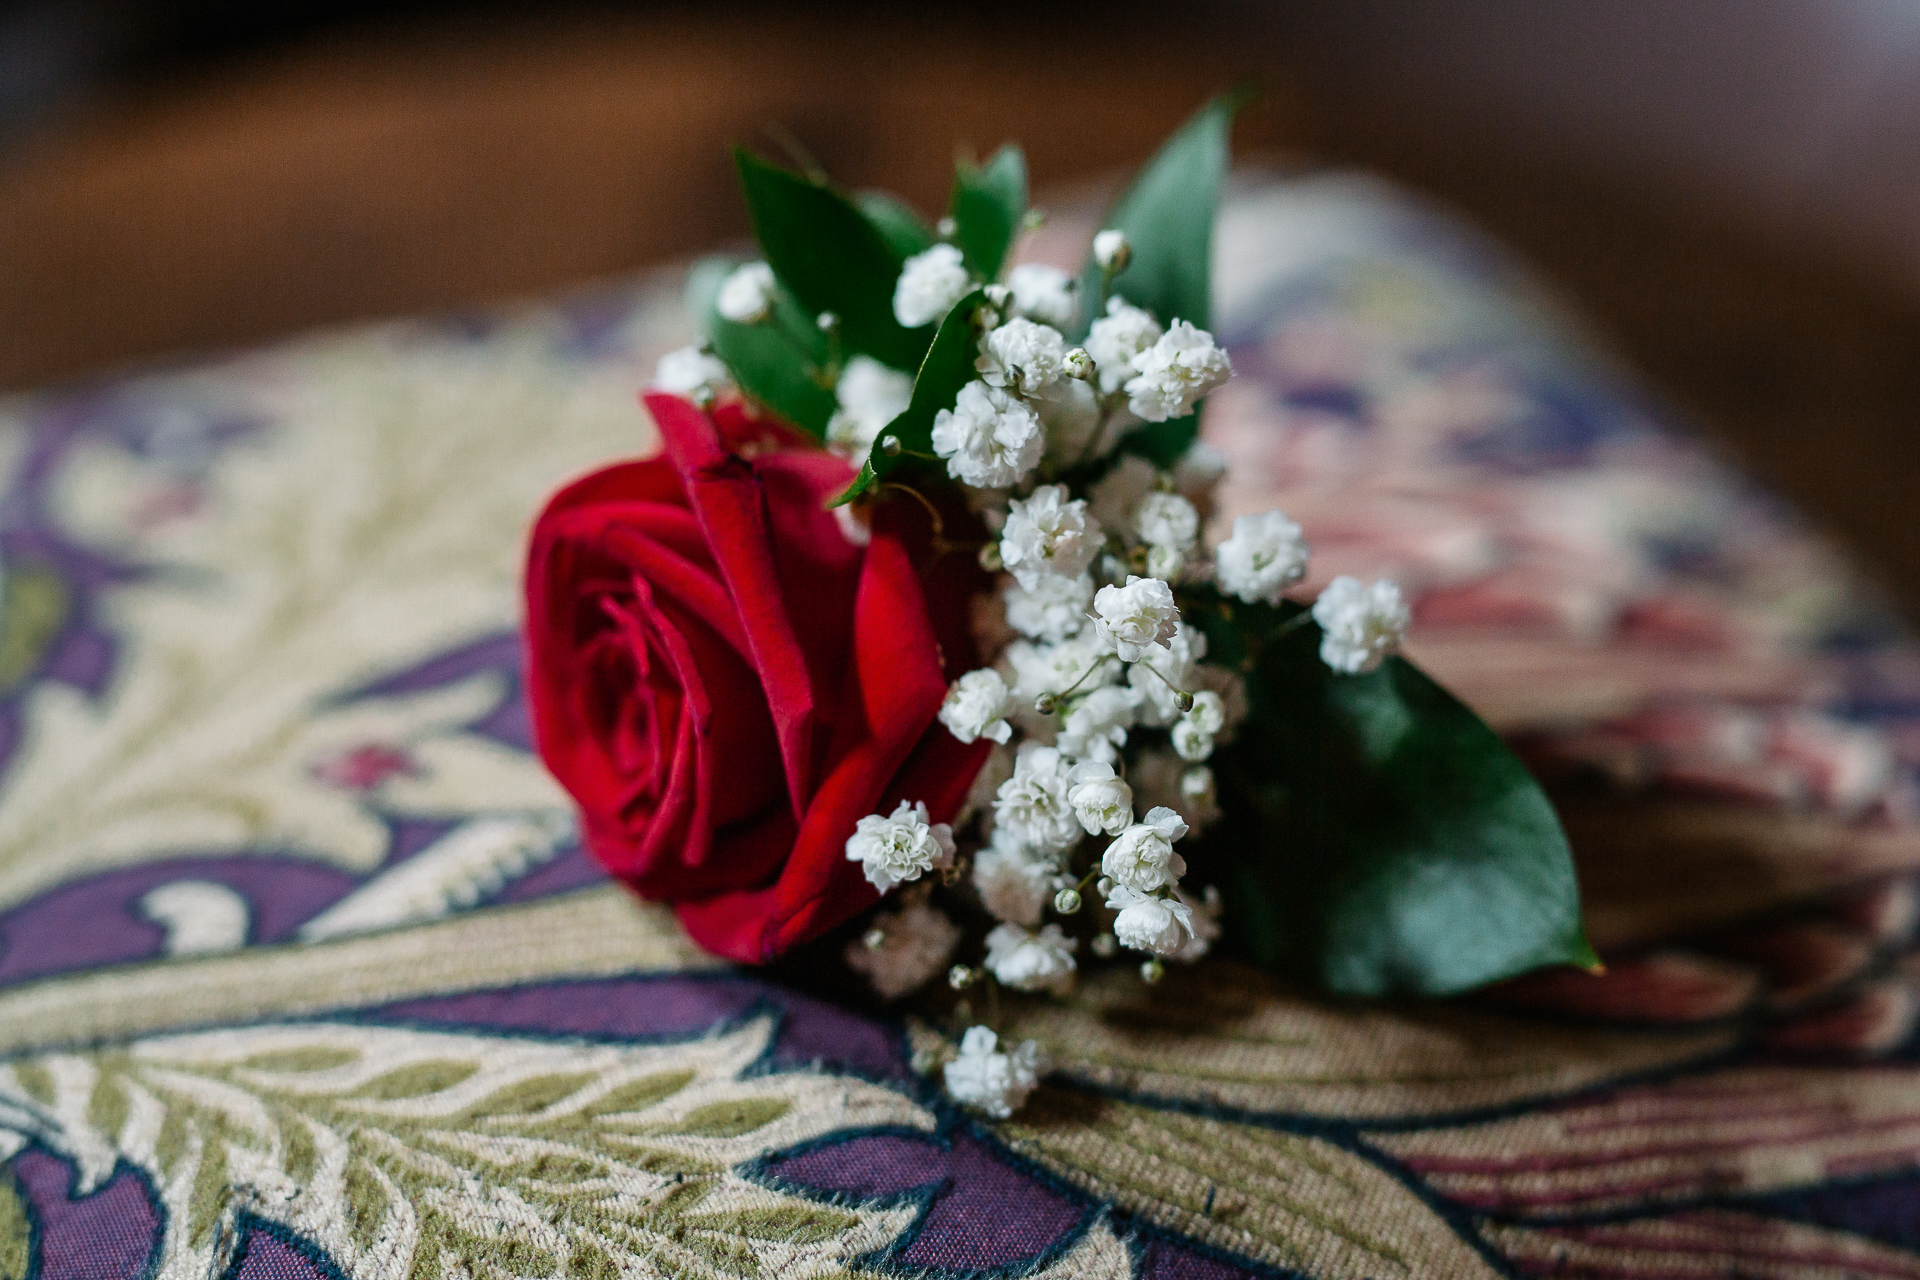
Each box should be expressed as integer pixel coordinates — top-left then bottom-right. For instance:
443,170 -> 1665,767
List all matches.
1,5 -> 1916,610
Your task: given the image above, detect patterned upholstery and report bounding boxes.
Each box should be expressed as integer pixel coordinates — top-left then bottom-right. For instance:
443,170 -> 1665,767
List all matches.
4,171 -> 1920,1278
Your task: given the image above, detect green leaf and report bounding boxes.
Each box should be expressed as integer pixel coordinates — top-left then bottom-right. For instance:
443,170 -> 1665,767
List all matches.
829,285 -> 986,507
858,190 -> 935,259
825,461 -> 877,510
949,144 -> 1026,280
1082,93 -> 1244,464
690,256 -> 836,440
734,149 -> 927,369
1188,597 -> 1595,996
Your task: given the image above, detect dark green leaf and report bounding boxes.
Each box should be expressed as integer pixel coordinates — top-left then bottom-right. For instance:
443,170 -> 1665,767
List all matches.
689,257 -> 834,439
826,285 -> 986,508
1082,93 -> 1244,464
949,145 -> 1027,280
858,190 -> 936,259
734,149 -> 927,368
1186,595 -> 1596,996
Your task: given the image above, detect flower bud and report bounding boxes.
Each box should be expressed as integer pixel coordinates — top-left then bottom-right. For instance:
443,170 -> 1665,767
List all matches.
816,310 -> 840,333
1093,229 -> 1131,272
1174,690 -> 1195,714
949,964 -> 977,990
1023,209 -> 1048,231
880,435 -> 903,457
1063,347 -> 1095,381
937,215 -> 958,238
984,283 -> 1012,309
978,541 -> 1005,571
1033,692 -> 1058,715
1140,957 -> 1165,984
1054,887 -> 1082,915
862,926 -> 887,951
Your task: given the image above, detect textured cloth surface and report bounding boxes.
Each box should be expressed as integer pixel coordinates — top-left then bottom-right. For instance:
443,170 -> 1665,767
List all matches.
4,172 -> 1920,1278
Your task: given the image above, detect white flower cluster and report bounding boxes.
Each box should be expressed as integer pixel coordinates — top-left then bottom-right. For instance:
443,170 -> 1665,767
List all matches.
825,224 -> 1414,1120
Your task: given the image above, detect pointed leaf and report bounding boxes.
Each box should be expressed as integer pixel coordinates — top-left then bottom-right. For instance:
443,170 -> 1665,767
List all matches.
858,190 -> 935,259
825,461 -> 877,510
690,256 -> 835,439
1189,596 -> 1595,996
1082,93 -> 1243,464
949,144 -> 1027,280
734,149 -> 927,368
826,286 -> 986,507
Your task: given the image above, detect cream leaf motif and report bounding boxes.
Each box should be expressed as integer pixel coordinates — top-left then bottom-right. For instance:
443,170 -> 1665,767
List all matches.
0,1014 -> 930,1279
0,316 -> 666,912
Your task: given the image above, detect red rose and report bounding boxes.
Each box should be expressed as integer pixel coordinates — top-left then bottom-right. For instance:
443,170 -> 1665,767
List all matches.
523,392 -> 990,962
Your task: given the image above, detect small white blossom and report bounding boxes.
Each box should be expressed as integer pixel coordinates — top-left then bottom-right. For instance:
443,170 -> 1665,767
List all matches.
1004,572 -> 1094,642
944,1026 -> 1041,1118
940,669 -> 1013,745
1132,750 -> 1221,833
1093,228 -> 1131,272
1006,263 -> 1078,328
845,901 -> 961,1000
1000,485 -> 1104,590
1185,689 -> 1226,735
1180,765 -> 1222,826
1101,806 -> 1189,892
994,745 -> 1084,856
1125,320 -> 1232,422
1092,575 -> 1179,662
977,318 -> 1069,396
1088,454 -> 1161,542
1067,760 -> 1133,835
1036,378 -> 1106,468
826,355 -> 914,460
716,261 -> 777,324
845,799 -> 956,892
984,922 -> 1078,994
1168,885 -> 1223,964
972,828 -> 1057,925
1136,492 -> 1199,552
1086,298 -> 1163,395
1129,623 -> 1206,726
1105,882 -> 1195,956
894,243 -> 973,328
1312,576 -> 1412,674
1057,683 -> 1141,764
1194,663 -> 1249,736
931,380 -> 1044,488
1145,543 -> 1188,583
1216,510 -> 1311,605
651,346 -> 731,399
1172,440 -> 1228,514
1170,718 -> 1214,763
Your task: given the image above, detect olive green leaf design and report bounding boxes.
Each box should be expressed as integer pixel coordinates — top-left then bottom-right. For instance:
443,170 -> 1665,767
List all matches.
0,1016 -> 927,1280
1000,1090 -> 1500,1280
990,964 -> 1735,1121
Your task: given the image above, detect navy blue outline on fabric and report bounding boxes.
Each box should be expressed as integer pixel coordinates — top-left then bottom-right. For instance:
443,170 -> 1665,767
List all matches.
2,1141 -> 167,1280
11,960 -> 1901,1280
743,1112 -> 1098,1280
3,1157 -> 46,1280
1453,1159 -> 1920,1233
217,1211 -> 348,1280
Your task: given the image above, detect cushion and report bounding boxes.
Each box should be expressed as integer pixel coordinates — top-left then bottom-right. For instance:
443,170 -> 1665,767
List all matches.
3,170 -> 1918,1279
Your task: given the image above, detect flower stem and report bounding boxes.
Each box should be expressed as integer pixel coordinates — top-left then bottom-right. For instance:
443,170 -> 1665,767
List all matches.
881,482 -> 946,542
1042,655 -> 1114,709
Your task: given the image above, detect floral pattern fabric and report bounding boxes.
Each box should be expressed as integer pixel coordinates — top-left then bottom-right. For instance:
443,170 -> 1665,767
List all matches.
4,171 -> 1920,1278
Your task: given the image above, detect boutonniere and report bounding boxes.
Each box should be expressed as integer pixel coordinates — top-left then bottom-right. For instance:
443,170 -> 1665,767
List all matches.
523,95 -> 1595,1118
